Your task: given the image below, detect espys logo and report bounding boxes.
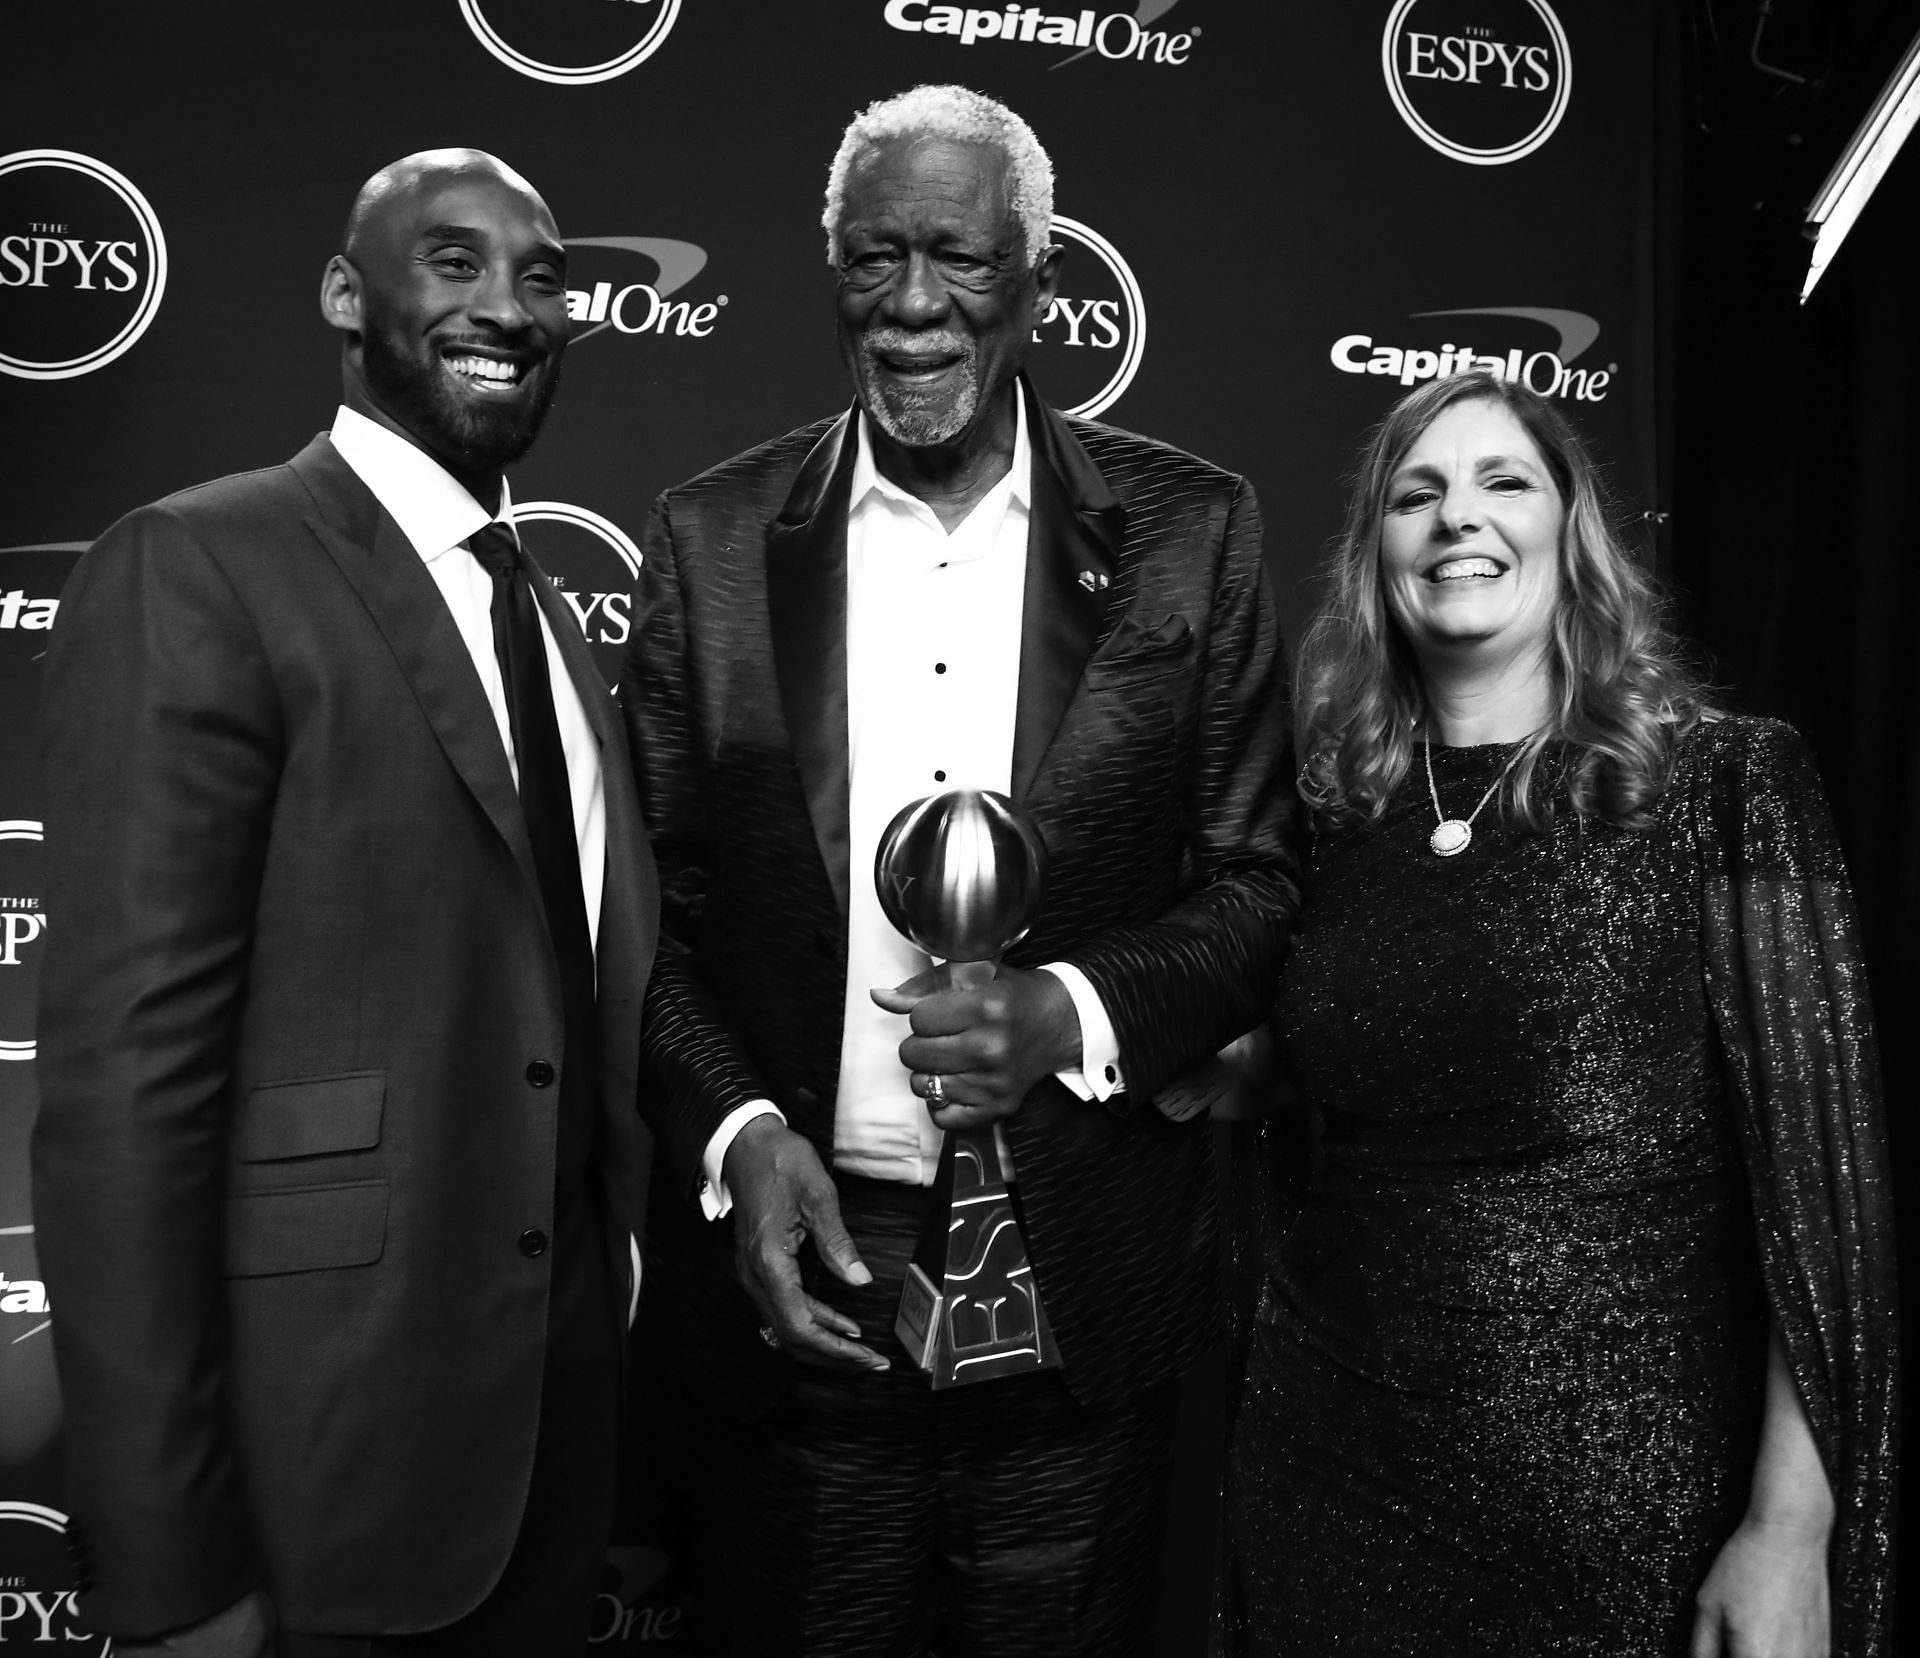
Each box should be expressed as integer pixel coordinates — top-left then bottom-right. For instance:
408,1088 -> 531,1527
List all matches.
460,0 -> 681,85
1330,306 -> 1614,402
565,238 -> 726,345
514,503 -> 640,688
0,822 -> 45,1065
1382,0 -> 1571,165
0,1503 -> 108,1655
0,149 -> 167,381
882,1 -> 1198,68
1033,216 -> 1144,419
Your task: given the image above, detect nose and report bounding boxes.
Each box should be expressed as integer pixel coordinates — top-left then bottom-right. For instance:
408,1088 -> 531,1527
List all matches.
1435,486 -> 1481,539
885,251 -> 952,328
468,263 -> 533,333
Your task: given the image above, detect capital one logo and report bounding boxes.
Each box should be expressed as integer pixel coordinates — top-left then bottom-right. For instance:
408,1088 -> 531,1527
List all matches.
1,822 -> 45,1064
1032,216 -> 1145,420
0,149 -> 168,381
459,0 -> 681,85
883,0 -> 1199,67
513,503 -> 640,689
1330,306 -> 1615,402
1382,0 -> 1571,165
0,1503 -> 109,1655
565,237 -> 726,344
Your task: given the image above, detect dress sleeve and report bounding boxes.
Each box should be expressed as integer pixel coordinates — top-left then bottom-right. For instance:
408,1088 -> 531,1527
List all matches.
1696,718 -> 1898,1656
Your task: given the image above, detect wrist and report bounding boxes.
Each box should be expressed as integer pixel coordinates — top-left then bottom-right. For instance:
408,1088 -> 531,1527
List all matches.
1741,1493 -> 1835,1548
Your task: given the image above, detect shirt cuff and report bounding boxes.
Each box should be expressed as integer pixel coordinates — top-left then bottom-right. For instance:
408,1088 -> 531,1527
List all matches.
1038,962 -> 1125,1102
699,1101 -> 786,1219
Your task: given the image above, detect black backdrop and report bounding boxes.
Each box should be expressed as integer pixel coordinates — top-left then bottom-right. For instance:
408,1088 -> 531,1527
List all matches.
5,1 -> 1906,1653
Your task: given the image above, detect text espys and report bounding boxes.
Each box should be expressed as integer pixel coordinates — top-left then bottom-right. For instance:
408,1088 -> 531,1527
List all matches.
1398,31 -> 1552,91
883,1 -> 1197,62
0,235 -> 139,290
1332,335 -> 1611,402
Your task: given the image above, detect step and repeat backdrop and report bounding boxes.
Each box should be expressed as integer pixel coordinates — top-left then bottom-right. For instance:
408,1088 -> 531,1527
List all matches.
2,1 -> 1673,1649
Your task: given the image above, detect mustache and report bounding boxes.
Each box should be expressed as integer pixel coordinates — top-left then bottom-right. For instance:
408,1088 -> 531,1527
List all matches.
861,328 -> 972,357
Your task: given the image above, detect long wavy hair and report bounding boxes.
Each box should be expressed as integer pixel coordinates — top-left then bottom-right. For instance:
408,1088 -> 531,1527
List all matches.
1296,372 -> 1709,832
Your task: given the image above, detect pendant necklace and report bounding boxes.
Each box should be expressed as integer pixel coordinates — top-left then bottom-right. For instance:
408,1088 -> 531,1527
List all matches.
1421,736 -> 1529,857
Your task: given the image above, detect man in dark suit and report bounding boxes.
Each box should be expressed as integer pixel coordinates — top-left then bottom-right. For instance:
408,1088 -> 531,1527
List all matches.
31,149 -> 657,1658
622,88 -> 1299,1655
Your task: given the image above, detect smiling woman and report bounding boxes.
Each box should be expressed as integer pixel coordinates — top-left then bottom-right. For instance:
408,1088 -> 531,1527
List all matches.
1220,373 -> 1898,1657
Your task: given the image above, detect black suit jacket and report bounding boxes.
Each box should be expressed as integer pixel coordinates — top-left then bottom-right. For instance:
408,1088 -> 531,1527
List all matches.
622,382 -> 1300,1413
31,435 -> 658,1637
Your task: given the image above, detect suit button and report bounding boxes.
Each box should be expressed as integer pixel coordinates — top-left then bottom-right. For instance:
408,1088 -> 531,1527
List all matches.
519,1229 -> 549,1257
526,1060 -> 555,1087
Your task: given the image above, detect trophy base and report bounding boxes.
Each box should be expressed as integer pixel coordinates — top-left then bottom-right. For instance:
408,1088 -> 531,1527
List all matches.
894,1126 -> 1063,1388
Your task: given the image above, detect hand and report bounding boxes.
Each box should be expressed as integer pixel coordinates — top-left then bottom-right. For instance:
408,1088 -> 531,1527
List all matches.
871,964 -> 1080,1131
114,1589 -> 272,1658
1690,1515 -> 1830,1658
721,1116 -> 887,1373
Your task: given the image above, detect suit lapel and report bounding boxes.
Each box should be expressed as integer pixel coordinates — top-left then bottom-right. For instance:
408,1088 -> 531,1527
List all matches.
288,436 -> 538,886
1011,380 -> 1124,802
765,412 -> 858,918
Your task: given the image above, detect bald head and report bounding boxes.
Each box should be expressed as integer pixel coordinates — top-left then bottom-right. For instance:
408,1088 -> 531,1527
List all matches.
320,148 -> 569,504
341,148 -> 547,261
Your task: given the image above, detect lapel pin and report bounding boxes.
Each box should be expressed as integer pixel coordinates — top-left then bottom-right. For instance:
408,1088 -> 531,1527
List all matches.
1077,570 -> 1110,593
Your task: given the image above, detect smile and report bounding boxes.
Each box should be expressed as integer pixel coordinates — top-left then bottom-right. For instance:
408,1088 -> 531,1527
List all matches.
444,351 -> 528,390
1428,556 -> 1507,582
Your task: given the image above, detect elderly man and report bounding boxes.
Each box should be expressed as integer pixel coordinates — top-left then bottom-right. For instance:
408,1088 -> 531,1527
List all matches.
32,150 -> 657,1657
623,86 -> 1299,1654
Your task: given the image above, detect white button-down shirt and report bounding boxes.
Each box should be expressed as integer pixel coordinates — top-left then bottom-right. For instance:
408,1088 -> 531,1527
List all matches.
699,400 -> 1122,1211
329,405 -> 606,947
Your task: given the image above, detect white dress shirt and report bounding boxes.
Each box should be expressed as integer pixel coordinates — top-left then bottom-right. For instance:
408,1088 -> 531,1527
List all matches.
699,400 -> 1123,1214
329,406 -> 607,949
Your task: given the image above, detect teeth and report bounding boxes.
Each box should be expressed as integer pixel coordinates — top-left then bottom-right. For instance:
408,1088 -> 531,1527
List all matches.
449,355 -> 520,384
1432,557 -> 1504,581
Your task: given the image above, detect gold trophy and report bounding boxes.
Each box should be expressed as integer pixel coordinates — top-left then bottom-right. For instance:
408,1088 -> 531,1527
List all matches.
874,788 -> 1062,1387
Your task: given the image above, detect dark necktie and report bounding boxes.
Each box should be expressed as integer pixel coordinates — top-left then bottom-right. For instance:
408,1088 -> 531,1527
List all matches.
468,521 -> 598,1195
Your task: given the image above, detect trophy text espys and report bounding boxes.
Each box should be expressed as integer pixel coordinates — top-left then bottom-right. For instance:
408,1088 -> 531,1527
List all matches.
873,789 -> 1063,1387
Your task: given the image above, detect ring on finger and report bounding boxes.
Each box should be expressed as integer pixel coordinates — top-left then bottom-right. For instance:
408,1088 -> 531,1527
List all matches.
758,1324 -> 781,1350
925,1073 -> 946,1106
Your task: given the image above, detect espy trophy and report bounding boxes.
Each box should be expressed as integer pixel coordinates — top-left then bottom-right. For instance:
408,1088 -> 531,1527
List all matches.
874,788 -> 1063,1387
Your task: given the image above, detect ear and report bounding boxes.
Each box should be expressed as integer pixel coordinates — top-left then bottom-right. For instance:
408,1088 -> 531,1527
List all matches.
320,254 -> 363,336
1029,240 -> 1065,328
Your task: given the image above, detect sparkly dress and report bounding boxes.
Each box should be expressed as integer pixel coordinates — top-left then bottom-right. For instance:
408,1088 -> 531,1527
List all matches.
1220,718 -> 1897,1657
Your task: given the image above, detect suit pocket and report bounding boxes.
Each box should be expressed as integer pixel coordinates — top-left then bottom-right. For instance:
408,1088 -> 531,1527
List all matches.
1085,615 -> 1194,689
234,1071 -> 385,1161
223,1180 -> 389,1277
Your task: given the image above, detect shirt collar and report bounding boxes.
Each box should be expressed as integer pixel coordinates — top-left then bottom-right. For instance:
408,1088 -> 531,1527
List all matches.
850,385 -> 1031,518
329,404 -> 513,563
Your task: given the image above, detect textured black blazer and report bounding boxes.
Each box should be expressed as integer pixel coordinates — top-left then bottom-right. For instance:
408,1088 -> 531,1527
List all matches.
622,381 -> 1300,1412
31,435 -> 658,1637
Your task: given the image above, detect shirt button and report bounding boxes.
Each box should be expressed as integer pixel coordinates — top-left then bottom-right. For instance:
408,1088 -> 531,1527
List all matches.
526,1060 -> 555,1087
519,1229 -> 549,1257
934,770 -> 947,782
1104,1064 -> 1118,1083
934,662 -> 947,674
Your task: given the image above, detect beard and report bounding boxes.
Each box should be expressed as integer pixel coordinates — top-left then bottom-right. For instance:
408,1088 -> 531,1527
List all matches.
853,328 -> 980,447
360,325 -> 562,473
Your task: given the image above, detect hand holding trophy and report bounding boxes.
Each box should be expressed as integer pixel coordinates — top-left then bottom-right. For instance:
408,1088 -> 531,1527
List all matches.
873,789 -> 1063,1387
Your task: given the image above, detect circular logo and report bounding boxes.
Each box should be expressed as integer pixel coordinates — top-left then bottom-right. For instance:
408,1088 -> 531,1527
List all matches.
1033,215 -> 1146,421
0,150 -> 168,381
1381,0 -> 1571,166
512,503 -> 641,688
0,821 -> 45,1064
0,1503 -> 109,1654
459,0 -> 682,85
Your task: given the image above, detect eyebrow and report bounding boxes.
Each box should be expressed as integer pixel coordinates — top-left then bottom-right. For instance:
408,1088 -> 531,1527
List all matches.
1390,452 -> 1541,482
416,223 -> 566,266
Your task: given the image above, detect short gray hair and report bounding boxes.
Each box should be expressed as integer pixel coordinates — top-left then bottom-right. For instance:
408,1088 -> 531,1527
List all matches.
821,84 -> 1054,266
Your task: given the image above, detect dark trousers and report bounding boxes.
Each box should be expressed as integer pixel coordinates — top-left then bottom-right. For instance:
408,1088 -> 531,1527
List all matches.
277,1186 -> 619,1658
701,1174 -> 1180,1658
